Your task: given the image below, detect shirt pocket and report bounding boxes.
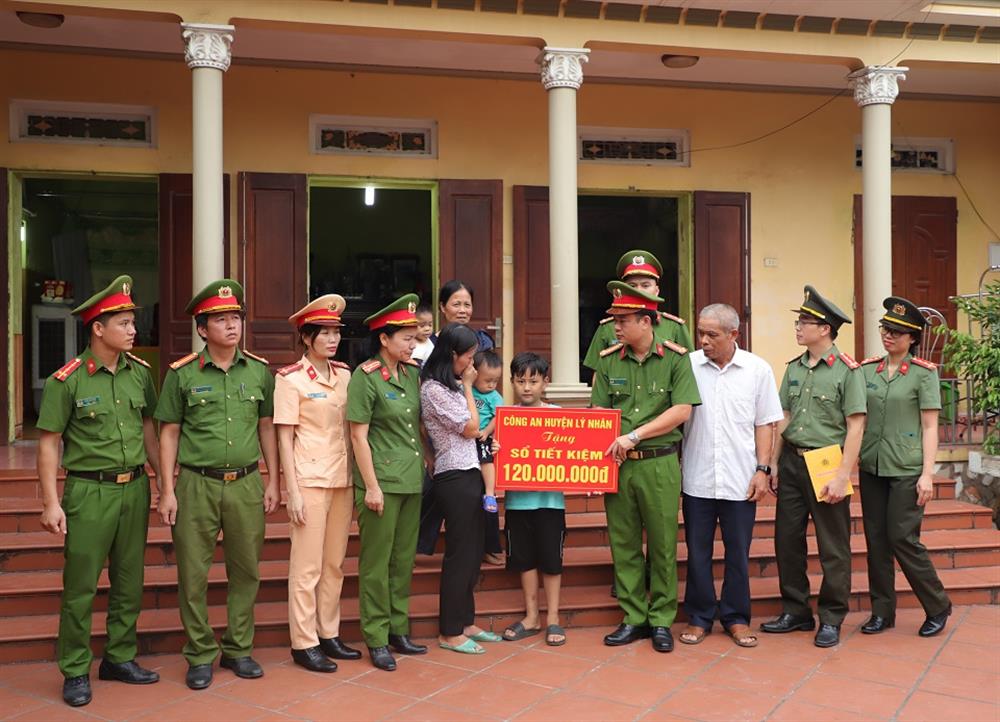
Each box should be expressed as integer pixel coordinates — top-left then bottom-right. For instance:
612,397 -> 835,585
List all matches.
238,384 -> 264,419
730,394 -> 756,424
186,389 -> 223,426
897,430 -> 923,467
73,397 -> 111,428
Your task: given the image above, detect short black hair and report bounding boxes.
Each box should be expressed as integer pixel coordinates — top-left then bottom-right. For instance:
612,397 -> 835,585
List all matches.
474,349 -> 502,371
511,352 -> 549,379
415,303 -> 434,317
826,324 -> 839,341
420,322 -> 478,392
439,280 -> 473,307
85,312 -> 114,337
299,323 -> 329,347
636,309 -> 658,324
367,324 -> 412,359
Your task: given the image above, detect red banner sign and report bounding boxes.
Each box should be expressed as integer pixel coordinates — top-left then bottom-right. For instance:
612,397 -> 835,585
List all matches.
495,406 -> 621,493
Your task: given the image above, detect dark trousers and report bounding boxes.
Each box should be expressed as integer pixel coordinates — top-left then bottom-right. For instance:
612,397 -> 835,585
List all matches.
435,468 -> 486,636
682,493 -> 756,630
775,450 -> 852,626
418,472 -> 501,555
859,470 -> 950,619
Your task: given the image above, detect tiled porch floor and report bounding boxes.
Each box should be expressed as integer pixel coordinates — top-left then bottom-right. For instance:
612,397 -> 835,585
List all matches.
1,606 -> 997,722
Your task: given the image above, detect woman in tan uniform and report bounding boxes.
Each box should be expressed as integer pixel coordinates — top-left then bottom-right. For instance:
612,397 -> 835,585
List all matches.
275,294 -> 362,673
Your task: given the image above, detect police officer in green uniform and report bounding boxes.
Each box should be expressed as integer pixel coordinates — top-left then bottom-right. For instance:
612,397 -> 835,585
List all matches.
154,279 -> 280,690
583,249 -> 693,373
36,276 -> 161,707
591,282 -> 701,652
761,285 -> 867,648
858,296 -> 952,637
347,294 -> 428,672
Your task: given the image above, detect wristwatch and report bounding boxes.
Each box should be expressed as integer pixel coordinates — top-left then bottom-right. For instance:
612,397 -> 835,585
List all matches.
755,464 -> 772,475
627,431 -> 641,445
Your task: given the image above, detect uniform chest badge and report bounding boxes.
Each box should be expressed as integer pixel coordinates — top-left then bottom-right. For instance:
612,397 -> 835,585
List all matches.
307,391 -> 328,399
75,396 -> 100,408
384,391 -> 399,400
190,385 -> 212,394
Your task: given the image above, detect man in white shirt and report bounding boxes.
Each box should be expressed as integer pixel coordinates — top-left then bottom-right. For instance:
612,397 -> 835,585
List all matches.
679,304 -> 783,648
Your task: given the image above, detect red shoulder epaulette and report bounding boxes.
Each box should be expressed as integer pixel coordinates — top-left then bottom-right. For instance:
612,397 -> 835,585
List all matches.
278,362 -> 303,377
361,360 -> 382,374
599,342 -> 623,358
243,350 -> 269,365
861,355 -> 883,365
331,360 -> 351,371
839,352 -> 860,369
53,358 -> 83,382
664,340 -> 688,355
911,357 -> 937,371
125,351 -> 151,368
660,311 -> 686,325
170,352 -> 198,370
598,316 -> 614,325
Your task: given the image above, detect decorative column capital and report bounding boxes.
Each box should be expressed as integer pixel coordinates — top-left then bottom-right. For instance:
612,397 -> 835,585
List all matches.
181,23 -> 235,71
848,66 -> 908,107
539,47 -> 590,91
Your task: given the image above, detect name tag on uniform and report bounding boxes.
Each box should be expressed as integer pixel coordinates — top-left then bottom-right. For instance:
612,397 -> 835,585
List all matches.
789,380 -> 800,387
307,392 -> 327,399
190,385 -> 212,395
384,391 -> 399,400
867,382 -> 878,390
609,378 -> 627,388
75,396 -> 100,408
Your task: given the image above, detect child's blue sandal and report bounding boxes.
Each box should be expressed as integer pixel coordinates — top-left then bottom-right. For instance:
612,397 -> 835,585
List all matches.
482,495 -> 498,513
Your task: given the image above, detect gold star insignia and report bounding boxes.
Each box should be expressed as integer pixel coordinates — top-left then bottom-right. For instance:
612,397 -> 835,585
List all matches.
122,281 -> 131,295
632,255 -> 645,265
893,303 -> 906,315
407,301 -> 416,313
218,286 -> 233,299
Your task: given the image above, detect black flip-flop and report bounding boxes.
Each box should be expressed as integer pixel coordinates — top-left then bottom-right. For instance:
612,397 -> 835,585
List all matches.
545,624 -> 567,647
503,622 -> 541,641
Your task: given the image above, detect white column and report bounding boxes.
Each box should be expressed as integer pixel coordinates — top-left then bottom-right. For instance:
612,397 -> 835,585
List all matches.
182,22 -> 233,335
849,65 -> 907,357
539,47 -> 589,402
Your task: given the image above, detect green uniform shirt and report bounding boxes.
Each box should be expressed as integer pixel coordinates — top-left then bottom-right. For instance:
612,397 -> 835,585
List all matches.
154,348 -> 274,468
860,354 -> 941,476
779,344 -> 867,449
37,348 -> 157,472
583,313 -> 693,371
346,357 -> 423,494
590,341 -> 701,446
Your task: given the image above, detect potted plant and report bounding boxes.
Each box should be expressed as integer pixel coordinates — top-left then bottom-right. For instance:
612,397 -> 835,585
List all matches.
941,280 -> 1000,473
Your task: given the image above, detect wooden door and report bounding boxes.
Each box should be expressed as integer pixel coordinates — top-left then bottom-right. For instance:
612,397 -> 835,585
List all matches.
853,195 -> 957,357
158,174 -> 231,374
438,180 -> 503,346
0,169 -> 8,443
694,191 -> 751,348
512,186 -> 551,359
237,172 -> 308,369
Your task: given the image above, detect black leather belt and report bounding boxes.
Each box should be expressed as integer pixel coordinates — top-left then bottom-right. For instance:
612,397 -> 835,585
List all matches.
67,466 -> 145,484
625,443 -> 678,461
786,444 -> 817,458
181,463 -> 258,482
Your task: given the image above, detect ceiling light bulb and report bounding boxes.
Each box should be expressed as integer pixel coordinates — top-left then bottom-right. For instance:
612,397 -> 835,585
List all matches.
364,185 -> 376,207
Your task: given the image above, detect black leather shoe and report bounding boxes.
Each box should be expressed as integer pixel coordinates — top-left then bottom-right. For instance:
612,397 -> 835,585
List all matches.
292,646 -> 337,673
185,664 -> 213,690
388,634 -> 428,655
919,603 -> 952,638
98,659 -> 160,684
651,626 -> 674,653
368,646 -> 397,671
814,623 -> 841,648
319,636 -> 362,660
760,613 -> 816,633
220,656 -> 263,679
62,675 -> 91,707
603,623 -> 651,646
861,615 -> 895,634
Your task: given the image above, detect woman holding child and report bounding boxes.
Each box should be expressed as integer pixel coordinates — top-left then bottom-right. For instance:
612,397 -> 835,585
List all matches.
420,323 -> 502,654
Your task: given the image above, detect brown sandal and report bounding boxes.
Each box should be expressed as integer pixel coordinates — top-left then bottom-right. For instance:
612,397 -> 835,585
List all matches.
678,625 -> 710,645
726,624 -> 758,648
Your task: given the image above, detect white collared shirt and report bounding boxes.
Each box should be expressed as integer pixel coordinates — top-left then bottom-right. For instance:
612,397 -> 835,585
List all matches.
681,346 -> 784,501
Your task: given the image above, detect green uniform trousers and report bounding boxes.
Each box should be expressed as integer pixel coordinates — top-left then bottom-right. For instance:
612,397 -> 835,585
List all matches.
172,467 -> 265,665
605,453 -> 681,627
355,488 -> 419,648
58,474 -> 150,678
859,471 -> 950,619
775,450 -> 852,625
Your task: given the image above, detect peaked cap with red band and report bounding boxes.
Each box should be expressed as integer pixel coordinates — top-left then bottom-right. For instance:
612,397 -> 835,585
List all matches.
289,294 -> 346,328
72,275 -> 139,324
185,278 -> 245,316
605,280 -> 663,315
616,249 -> 663,280
365,293 -> 420,331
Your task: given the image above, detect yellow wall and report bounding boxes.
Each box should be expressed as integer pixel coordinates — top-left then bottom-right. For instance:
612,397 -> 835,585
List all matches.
3,48 -> 999,378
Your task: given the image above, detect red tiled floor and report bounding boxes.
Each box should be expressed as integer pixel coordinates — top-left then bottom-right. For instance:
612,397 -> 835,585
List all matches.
896,690 -> 1000,722
1,605 -> 998,721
